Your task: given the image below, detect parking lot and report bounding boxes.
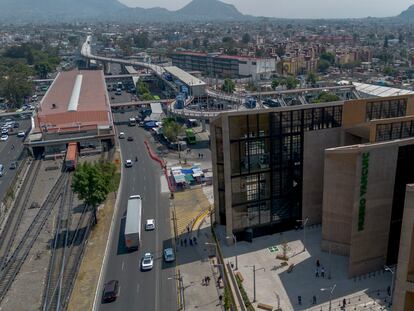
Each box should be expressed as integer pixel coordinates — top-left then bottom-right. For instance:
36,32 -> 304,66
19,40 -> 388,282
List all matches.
0,116 -> 31,203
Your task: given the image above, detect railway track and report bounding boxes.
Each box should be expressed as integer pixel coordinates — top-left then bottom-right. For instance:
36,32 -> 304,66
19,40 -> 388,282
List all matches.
42,180 -> 94,311
42,173 -> 74,311
0,159 -> 42,270
0,172 -> 69,304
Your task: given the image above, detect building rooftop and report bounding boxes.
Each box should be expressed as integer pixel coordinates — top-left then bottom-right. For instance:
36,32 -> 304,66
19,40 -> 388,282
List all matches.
37,70 -> 112,132
348,81 -> 414,97
164,66 -> 206,87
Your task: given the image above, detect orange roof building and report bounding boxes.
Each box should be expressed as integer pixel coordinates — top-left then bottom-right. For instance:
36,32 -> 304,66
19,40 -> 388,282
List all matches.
28,70 -> 114,156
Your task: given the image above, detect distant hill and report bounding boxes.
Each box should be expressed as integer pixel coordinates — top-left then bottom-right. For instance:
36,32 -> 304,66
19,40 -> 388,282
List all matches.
399,4 -> 414,19
176,0 -> 245,20
0,0 -> 249,24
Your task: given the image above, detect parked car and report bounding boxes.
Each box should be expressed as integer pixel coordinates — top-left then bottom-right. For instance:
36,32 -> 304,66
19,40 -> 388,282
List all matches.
141,253 -> 154,271
0,164 -> 4,177
164,248 -> 175,262
13,123 -> 19,128
9,161 -> 18,170
0,134 -> 8,141
102,280 -> 119,303
17,131 -> 25,138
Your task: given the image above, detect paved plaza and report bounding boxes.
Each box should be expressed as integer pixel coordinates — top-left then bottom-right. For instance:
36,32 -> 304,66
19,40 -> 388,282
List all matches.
217,224 -> 393,311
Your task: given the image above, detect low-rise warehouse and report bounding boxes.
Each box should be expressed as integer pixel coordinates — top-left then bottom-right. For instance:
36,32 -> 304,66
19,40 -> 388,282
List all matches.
27,70 -> 114,157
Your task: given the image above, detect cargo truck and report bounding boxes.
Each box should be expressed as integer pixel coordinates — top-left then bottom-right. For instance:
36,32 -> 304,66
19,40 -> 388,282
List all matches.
125,195 -> 142,250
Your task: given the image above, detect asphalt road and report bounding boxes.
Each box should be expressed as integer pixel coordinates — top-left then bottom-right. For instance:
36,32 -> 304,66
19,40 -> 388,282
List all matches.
0,119 -> 31,203
99,115 -> 177,311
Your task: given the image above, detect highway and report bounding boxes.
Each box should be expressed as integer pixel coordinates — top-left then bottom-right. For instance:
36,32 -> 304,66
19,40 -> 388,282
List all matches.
99,113 -> 177,311
0,119 -> 31,203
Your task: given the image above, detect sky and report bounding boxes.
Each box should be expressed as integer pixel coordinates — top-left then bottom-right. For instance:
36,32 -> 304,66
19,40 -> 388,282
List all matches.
119,0 -> 414,19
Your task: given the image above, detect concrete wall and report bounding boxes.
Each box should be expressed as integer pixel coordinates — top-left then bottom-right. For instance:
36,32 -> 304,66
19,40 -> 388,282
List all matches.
322,152 -> 358,257
394,184 -> 414,311
348,146 -> 398,277
302,128 -> 341,225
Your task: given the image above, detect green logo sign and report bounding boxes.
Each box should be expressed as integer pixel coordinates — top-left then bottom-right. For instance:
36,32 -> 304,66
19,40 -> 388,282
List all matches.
358,152 -> 370,231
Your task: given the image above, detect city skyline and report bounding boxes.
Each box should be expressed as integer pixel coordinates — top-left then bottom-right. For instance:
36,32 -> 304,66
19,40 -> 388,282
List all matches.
120,0 -> 414,19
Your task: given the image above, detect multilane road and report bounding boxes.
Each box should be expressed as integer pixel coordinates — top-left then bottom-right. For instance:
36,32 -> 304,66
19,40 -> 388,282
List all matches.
99,119 -> 177,311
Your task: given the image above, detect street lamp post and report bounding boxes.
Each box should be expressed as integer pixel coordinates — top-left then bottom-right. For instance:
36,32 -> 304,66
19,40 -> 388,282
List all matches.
246,265 -> 265,302
226,234 -> 238,270
296,217 -> 309,252
169,273 -> 185,310
320,284 -> 336,311
385,265 -> 396,306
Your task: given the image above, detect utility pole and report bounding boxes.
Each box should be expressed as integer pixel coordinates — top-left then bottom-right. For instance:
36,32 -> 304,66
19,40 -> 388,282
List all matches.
320,284 -> 336,311
296,217 -> 309,252
246,265 -> 265,302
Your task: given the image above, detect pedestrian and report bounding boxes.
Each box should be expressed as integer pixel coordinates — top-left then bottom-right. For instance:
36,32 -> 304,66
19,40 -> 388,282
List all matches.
184,238 -> 187,247
207,276 -> 210,285
315,268 -> 319,278
219,295 -> 223,302
298,295 -> 302,305
316,259 -> 320,268
342,298 -> 346,307
387,286 -> 391,296
321,267 -> 325,278
187,225 -> 190,233
312,295 -> 316,305
11,144 -> 14,150
189,238 -> 193,246
193,236 -> 197,244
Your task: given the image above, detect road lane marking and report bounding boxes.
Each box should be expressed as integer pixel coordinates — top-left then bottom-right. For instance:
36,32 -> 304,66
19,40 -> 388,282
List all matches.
136,283 -> 140,293
122,260 -> 125,271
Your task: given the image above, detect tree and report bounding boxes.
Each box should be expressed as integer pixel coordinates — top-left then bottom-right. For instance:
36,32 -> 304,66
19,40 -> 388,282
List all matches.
136,81 -> 150,95
320,52 -> 335,65
312,92 -> 340,103
306,72 -> 317,85
271,79 -> 279,90
318,59 -> 331,73
242,33 -> 251,44
285,76 -> 299,90
222,37 -> 234,44
34,62 -> 52,79
72,161 -> 117,224
141,93 -> 154,101
0,63 -> 34,108
133,32 -> 151,49
221,78 -> 235,93
162,118 -> 183,142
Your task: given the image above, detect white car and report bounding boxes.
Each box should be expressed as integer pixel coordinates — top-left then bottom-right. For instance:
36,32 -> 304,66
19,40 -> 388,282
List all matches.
17,131 -> 25,138
141,253 -> 154,271
145,219 -> 155,231
125,159 -> 133,167
0,134 -> 8,141
118,132 -> 125,139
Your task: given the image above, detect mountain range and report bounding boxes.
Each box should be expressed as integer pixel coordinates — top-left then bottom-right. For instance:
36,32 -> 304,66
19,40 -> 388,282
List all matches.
0,0 -> 414,24
0,0 -> 248,24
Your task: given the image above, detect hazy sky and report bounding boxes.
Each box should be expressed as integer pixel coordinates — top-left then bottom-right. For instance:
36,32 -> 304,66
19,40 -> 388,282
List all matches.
119,0 -> 414,18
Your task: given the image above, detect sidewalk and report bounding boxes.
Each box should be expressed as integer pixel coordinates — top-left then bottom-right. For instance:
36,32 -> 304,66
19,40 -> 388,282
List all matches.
177,217 -> 224,311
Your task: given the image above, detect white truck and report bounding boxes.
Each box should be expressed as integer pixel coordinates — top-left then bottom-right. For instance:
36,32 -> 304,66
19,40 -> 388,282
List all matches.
125,195 -> 142,249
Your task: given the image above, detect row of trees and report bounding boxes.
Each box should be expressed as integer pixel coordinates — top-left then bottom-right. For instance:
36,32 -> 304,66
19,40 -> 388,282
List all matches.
72,160 -> 118,224
0,43 -> 61,108
162,118 -> 183,142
